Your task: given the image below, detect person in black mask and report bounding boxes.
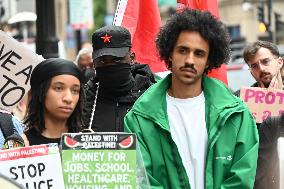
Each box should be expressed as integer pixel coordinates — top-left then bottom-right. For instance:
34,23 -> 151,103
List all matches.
82,25 -> 156,132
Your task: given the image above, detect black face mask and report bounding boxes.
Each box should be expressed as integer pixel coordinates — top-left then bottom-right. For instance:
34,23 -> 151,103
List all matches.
95,63 -> 134,96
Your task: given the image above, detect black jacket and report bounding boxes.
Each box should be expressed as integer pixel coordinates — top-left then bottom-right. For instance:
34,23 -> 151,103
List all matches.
254,113 -> 284,189
234,82 -> 258,97
82,63 -> 156,132
235,83 -> 284,189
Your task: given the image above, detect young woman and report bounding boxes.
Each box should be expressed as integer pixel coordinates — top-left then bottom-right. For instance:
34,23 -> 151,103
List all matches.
23,58 -> 84,145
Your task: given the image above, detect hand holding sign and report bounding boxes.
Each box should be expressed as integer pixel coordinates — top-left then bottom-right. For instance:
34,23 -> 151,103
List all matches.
268,71 -> 284,89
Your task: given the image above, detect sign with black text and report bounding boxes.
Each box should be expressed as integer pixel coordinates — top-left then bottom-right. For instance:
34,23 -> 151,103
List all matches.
0,144 -> 64,188
61,133 -> 137,189
0,30 -> 43,111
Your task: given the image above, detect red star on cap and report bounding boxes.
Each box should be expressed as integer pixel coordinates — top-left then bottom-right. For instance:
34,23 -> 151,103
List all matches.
101,34 -> 112,43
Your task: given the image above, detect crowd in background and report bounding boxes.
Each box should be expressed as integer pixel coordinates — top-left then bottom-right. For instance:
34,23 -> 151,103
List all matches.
0,7 -> 284,189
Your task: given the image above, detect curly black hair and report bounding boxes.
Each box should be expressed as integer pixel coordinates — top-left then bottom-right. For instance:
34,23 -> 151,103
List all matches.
24,78 -> 85,134
156,8 -> 231,73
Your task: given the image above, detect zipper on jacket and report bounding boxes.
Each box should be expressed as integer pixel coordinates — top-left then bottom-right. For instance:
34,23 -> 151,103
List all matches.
207,108 -> 244,151
205,109 -> 244,189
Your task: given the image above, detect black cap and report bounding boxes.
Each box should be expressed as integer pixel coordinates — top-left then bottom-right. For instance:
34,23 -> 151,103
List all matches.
92,25 -> 131,60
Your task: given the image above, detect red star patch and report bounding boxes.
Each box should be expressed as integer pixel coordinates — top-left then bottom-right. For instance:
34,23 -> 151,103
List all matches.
101,34 -> 112,43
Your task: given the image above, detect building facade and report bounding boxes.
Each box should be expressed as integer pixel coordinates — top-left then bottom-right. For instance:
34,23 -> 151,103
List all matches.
219,0 -> 284,44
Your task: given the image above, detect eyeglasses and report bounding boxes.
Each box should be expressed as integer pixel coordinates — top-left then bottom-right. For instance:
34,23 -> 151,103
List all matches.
248,57 -> 278,71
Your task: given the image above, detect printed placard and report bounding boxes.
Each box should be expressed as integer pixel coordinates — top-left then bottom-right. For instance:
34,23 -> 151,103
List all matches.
61,133 -> 137,189
0,30 -> 43,111
0,144 -> 64,188
240,87 -> 284,123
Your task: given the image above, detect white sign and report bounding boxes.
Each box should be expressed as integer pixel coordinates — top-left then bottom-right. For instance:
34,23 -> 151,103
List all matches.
0,144 -> 64,188
0,30 -> 43,111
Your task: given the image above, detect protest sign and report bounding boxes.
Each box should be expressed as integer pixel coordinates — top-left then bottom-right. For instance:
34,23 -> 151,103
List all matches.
0,144 -> 64,188
240,87 -> 284,123
61,133 -> 137,189
0,30 -> 43,111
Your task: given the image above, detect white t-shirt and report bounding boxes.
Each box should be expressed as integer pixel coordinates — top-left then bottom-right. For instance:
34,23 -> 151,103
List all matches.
166,92 -> 208,189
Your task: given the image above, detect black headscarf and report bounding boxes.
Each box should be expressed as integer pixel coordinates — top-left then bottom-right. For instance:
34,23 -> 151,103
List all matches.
30,58 -> 82,89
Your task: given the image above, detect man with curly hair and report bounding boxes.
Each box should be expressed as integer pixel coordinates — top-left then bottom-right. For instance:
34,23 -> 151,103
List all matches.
124,8 -> 259,188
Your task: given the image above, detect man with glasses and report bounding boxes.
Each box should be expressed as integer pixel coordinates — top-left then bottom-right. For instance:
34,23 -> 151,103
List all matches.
82,25 -> 156,132
235,40 -> 284,189
235,40 -> 283,96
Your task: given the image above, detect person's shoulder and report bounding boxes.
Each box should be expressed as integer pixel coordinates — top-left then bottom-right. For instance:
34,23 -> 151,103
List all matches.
11,116 -> 24,134
131,63 -> 157,91
203,76 -> 232,95
0,111 -> 24,135
0,110 -> 14,128
234,89 -> 241,97
234,82 -> 258,97
132,75 -> 170,105
131,63 -> 154,79
0,111 -> 25,149
0,129 -> 4,148
203,76 -> 249,108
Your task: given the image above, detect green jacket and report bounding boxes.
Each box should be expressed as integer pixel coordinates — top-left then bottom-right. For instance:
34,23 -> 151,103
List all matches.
124,74 -> 259,189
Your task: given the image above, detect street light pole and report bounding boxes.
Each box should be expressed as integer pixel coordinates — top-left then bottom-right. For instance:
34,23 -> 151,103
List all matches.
267,0 -> 274,42
35,0 -> 59,58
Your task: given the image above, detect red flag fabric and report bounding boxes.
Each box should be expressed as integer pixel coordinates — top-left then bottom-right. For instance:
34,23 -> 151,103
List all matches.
113,0 -> 167,73
177,0 -> 228,85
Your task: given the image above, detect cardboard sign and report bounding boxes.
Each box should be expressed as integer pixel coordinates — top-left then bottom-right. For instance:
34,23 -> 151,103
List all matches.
0,144 -> 65,188
0,30 -> 43,111
61,133 -> 137,189
240,87 -> 284,123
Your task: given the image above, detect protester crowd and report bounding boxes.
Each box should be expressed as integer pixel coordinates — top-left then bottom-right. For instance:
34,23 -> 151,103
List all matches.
0,8 -> 284,189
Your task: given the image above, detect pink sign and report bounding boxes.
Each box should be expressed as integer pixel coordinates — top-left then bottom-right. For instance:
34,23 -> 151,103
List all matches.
240,87 -> 284,123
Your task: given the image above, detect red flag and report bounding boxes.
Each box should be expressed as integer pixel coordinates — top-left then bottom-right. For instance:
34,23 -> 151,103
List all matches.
113,0 -> 167,73
177,0 -> 228,85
